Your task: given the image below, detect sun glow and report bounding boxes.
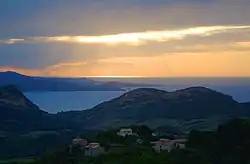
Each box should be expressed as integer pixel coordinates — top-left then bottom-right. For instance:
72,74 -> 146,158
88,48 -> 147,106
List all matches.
86,75 -> 143,78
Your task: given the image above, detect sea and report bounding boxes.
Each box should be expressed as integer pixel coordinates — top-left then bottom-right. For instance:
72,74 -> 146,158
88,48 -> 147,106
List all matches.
24,77 -> 250,114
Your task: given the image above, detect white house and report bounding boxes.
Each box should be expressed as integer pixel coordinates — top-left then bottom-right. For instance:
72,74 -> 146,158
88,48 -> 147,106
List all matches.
151,139 -> 172,152
69,137 -> 88,153
72,137 -> 88,147
85,142 -> 105,157
117,128 -> 134,137
172,139 -> 187,149
151,139 -> 187,152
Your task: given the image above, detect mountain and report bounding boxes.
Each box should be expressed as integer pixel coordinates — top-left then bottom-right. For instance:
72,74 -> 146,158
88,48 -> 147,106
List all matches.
0,85 -> 45,132
0,85 -> 250,158
60,87 -> 248,129
2,84 -> 245,131
0,85 -> 83,158
0,85 -> 80,133
241,102 -> 250,109
0,71 -> 125,91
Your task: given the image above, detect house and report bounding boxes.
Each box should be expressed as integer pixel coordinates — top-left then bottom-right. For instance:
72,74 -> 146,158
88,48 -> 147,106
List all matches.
72,137 -> 88,147
117,128 -> 135,137
85,142 -> 105,157
172,139 -> 187,149
69,137 -> 88,153
151,139 -> 172,152
151,138 -> 187,152
70,137 -> 104,156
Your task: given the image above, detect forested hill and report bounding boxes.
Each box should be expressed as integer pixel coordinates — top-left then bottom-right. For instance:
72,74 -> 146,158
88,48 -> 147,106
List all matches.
61,87 -> 250,129
1,85 -> 250,132
1,85 -> 250,159
0,85 -> 84,158
33,119 -> 250,164
0,85 -> 81,133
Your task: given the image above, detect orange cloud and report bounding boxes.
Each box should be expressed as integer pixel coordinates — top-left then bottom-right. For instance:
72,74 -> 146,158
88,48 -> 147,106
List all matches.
0,66 -> 47,76
236,42 -> 250,47
1,51 -> 250,77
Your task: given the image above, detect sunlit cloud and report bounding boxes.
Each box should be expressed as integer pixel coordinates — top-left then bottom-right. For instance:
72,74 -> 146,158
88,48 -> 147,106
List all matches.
0,38 -> 25,44
2,49 -> 250,78
236,42 -> 250,48
1,25 -> 250,46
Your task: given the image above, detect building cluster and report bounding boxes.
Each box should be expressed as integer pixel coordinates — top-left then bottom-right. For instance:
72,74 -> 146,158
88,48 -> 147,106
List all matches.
70,137 -> 105,157
116,128 -> 187,152
151,138 -> 187,152
70,128 -> 187,157
117,128 -> 138,137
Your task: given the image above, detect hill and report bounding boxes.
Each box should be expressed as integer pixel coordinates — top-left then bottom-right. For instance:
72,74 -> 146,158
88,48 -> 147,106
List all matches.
0,85 -> 84,158
0,71 -> 131,91
60,87 -> 249,129
1,85 -> 250,158
32,118 -> 250,164
0,85 -> 47,132
0,85 -> 84,132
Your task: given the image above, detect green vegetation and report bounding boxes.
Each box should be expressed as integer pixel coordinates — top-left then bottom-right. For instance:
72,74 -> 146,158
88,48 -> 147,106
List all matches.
90,125 -> 155,145
62,87 -> 250,130
0,157 -> 35,164
1,85 -> 250,162
188,118 -> 250,164
27,119 -> 250,164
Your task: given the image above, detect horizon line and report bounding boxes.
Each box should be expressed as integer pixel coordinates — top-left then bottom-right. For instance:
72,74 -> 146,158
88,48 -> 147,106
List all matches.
1,71 -> 250,79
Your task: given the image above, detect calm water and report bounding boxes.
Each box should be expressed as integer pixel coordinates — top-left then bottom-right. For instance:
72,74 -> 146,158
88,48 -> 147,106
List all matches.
25,86 -> 250,114
25,91 -> 124,113
24,78 -> 250,113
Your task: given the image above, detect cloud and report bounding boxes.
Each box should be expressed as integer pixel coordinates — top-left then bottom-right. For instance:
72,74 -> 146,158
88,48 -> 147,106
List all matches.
2,0 -> 250,37
2,50 -> 250,77
0,60 -> 137,77
0,66 -> 46,77
236,42 -> 250,48
1,25 -> 250,46
1,0 -> 250,77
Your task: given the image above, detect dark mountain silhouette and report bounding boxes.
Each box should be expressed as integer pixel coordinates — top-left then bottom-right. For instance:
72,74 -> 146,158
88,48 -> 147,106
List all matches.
242,102 -> 250,109
0,71 -> 126,91
0,85 -> 79,133
1,85 -> 250,158
1,85 -> 249,131
0,85 -> 87,158
60,87 -> 249,129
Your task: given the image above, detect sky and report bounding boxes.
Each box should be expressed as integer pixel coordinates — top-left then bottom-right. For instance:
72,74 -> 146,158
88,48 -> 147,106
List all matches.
0,0 -> 250,77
